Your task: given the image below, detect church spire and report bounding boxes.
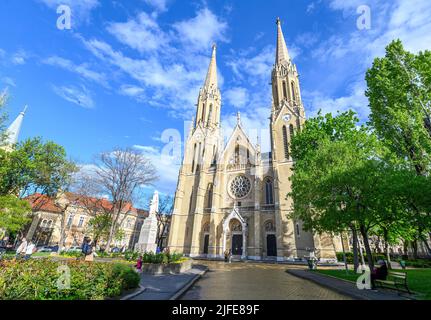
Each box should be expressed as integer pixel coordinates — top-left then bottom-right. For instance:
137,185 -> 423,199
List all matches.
5,105 -> 27,146
275,17 -> 291,65
203,44 -> 218,89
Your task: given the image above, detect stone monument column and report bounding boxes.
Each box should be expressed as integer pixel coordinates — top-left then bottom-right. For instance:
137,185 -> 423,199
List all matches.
135,191 -> 159,253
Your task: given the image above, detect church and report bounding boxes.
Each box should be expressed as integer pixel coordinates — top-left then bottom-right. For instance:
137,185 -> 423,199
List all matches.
167,19 -> 342,262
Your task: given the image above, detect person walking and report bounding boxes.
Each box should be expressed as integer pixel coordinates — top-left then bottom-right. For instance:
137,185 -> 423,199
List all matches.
24,241 -> 36,260
135,255 -> 143,273
228,249 -> 232,264
224,249 -> 229,262
15,237 -> 28,260
84,239 -> 94,262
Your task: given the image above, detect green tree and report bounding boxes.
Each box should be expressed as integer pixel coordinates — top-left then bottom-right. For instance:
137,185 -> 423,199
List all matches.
366,40 -> 431,175
0,89 -> 8,144
0,137 -> 77,198
0,195 -> 31,234
290,111 -> 397,271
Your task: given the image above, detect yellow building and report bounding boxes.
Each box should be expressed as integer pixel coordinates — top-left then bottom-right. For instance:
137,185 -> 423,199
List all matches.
168,19 -> 342,262
25,193 -> 148,250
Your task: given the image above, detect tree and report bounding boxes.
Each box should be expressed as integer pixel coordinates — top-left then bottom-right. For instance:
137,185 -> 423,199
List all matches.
289,111 -> 396,272
0,195 -> 31,234
155,194 -> 173,250
0,137 -> 77,198
366,40 -> 431,175
92,148 -> 158,252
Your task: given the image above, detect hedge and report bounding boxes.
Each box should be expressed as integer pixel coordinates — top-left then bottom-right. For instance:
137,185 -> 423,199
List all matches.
0,259 -> 140,300
336,252 -> 387,264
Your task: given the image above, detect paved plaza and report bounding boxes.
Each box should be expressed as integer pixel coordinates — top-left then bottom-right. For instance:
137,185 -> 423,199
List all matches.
180,261 -> 351,300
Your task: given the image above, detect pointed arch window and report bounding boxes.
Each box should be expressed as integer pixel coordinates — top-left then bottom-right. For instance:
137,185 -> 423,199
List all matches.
206,183 -> 214,209
191,143 -> 197,173
296,117 -> 301,131
282,81 -> 287,99
282,126 -> 289,159
207,104 -> 213,124
289,124 -> 294,137
265,179 -> 274,205
235,144 -> 240,164
201,103 -> 206,123
291,82 -> 296,102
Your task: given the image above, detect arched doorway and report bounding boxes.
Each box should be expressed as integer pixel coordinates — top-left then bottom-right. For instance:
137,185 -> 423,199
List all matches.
203,234 -> 209,254
230,219 -> 243,256
265,221 -> 277,257
222,208 -> 247,260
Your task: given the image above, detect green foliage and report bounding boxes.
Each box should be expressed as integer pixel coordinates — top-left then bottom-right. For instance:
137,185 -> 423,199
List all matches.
141,252 -> 183,264
0,137 -> 77,197
0,259 -> 139,300
366,40 -> 431,175
59,251 -> 83,258
336,252 -> 388,264
0,195 -> 31,233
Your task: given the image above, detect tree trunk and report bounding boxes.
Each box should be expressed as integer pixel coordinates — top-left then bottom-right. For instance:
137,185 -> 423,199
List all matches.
351,225 -> 359,273
340,233 -> 348,273
383,228 -> 392,269
360,224 -> 374,271
412,240 -> 418,259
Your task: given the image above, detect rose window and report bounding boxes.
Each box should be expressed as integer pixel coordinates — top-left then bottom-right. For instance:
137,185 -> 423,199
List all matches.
229,175 -> 251,199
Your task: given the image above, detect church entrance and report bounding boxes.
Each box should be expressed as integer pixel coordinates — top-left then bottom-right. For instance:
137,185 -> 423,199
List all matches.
232,234 -> 243,255
203,234 -> 209,254
267,234 -> 277,257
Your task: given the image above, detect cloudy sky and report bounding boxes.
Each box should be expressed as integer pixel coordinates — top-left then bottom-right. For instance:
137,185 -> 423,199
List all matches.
1,0 -> 431,200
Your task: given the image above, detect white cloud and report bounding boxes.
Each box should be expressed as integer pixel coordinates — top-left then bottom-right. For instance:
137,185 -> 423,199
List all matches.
305,0 -> 431,121
52,85 -> 95,108
144,0 -> 169,12
120,84 -> 145,98
173,8 -> 229,51
133,144 -> 180,193
225,87 -> 249,108
11,51 -> 27,65
43,56 -> 107,86
107,12 -> 168,54
2,77 -> 16,87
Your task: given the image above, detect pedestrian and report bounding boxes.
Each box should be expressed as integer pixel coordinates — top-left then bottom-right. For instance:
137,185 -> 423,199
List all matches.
24,241 -> 36,260
371,260 -> 388,289
15,237 -> 28,260
228,249 -> 232,264
224,249 -> 229,262
135,255 -> 143,272
84,239 -> 94,262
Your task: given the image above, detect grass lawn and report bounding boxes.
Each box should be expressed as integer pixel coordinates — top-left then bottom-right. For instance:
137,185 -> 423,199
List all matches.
314,268 -> 431,300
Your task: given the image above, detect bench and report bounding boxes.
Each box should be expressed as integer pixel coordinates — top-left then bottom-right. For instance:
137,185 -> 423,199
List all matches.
375,271 -> 411,294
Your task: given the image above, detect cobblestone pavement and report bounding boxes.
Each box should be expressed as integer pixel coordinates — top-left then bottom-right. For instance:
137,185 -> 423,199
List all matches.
180,261 -> 351,300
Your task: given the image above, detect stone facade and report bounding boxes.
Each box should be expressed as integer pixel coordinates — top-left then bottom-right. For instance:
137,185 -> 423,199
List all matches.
25,193 -> 148,250
167,19 -> 343,261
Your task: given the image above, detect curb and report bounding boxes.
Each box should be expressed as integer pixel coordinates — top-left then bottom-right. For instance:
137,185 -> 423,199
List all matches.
169,267 -> 209,301
121,285 -> 147,300
286,269 -> 368,300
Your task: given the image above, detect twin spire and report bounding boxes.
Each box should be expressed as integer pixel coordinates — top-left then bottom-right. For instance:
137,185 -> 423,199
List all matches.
201,18 -> 291,90
275,17 -> 291,65
203,43 -> 218,90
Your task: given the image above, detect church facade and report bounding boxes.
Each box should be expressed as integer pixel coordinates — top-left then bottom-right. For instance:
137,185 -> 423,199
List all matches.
167,19 -> 342,261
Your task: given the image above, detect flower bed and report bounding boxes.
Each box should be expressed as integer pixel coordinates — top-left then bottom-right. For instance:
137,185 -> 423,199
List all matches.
0,259 -> 140,300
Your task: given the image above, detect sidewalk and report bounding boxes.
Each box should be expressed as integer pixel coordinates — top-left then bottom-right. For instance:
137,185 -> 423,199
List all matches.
286,269 -> 414,300
125,265 -> 208,300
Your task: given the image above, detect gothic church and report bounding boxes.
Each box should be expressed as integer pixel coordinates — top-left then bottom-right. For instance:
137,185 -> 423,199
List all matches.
168,19 -> 342,261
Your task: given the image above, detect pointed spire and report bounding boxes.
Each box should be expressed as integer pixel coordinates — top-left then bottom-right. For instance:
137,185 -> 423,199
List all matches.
275,17 -> 291,65
236,111 -> 241,126
204,44 -> 218,89
5,105 -> 27,146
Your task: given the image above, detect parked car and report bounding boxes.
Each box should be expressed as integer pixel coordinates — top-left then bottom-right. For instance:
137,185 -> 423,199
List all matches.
37,246 -> 53,252
67,246 -> 82,253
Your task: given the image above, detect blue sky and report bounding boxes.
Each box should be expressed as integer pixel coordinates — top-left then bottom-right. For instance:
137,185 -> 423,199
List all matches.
1,0 -> 431,200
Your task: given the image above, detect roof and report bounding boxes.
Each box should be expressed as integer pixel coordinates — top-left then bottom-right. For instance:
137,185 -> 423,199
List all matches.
26,193 -> 149,216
